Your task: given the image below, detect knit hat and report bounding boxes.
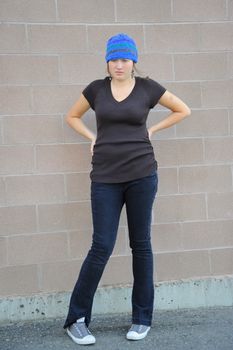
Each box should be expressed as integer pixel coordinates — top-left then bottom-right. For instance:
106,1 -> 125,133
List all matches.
105,33 -> 138,63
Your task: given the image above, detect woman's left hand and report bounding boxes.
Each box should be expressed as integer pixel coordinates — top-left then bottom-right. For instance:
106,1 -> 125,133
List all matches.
147,128 -> 152,140
90,137 -> 96,156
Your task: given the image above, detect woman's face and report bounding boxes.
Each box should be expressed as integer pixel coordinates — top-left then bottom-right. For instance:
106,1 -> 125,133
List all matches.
108,59 -> 134,81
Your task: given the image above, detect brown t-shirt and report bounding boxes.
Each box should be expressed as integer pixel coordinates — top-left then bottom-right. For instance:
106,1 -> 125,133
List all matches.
82,76 -> 166,183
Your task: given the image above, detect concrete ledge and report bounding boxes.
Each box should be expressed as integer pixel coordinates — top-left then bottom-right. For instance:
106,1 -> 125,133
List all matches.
0,275 -> 233,323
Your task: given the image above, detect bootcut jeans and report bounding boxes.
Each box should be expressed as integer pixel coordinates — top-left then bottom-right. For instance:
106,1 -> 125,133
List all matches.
64,171 -> 158,329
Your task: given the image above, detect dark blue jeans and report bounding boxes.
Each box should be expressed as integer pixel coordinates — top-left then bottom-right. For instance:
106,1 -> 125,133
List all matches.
64,172 -> 158,329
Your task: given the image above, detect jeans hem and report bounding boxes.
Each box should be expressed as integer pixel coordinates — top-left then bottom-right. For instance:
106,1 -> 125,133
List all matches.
132,318 -> 152,327
63,315 -> 89,329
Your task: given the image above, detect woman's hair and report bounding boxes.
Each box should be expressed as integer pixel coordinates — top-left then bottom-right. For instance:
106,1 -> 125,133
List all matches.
133,64 -> 149,79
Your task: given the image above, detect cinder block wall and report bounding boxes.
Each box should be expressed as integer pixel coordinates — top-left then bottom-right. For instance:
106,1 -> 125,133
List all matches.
0,0 -> 232,298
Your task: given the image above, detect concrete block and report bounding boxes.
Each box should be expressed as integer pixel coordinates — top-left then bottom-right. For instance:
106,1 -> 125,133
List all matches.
0,0 -> 56,22
0,145 -> 34,175
229,0 -> 233,19
179,165 -> 232,193
0,265 -> 39,296
8,232 -> 69,265
0,178 -> 6,206
28,25 -> 87,53
3,116 -> 63,144
0,205 -> 37,236
38,202 -> 92,232
165,82 -> 202,108
0,237 -> 7,267
145,24 -> 200,53
40,259 -> 82,292
207,192 -> 233,220
68,230 -> 92,259
176,109 -> 229,137
0,86 -> 31,115
202,80 -> 233,108
36,144 -> 91,173
101,256 -> 132,286
0,55 -> 59,84
5,175 -> 65,205
116,0 -> 171,22
230,109 -> 233,134
173,0 -> 227,21
139,53 -> 173,81
151,223 -> 183,252
200,23 -> 233,51
60,54 -> 105,84
0,24 -> 27,53
204,137 -> 233,163
157,167 -> 178,195
174,53 -> 228,81
156,250 -> 210,281
57,0 -> 115,23
154,194 -> 207,223
210,248 -> 233,275
32,85 -> 84,114
154,138 -> 204,167
181,220 -> 233,249
65,172 -> 91,201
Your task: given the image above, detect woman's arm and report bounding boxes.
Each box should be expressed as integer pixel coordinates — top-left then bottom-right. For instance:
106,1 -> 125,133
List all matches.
148,91 -> 191,139
66,94 -> 96,154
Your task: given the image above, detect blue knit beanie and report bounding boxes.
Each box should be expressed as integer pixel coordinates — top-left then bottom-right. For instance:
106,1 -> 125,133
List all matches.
105,33 -> 138,63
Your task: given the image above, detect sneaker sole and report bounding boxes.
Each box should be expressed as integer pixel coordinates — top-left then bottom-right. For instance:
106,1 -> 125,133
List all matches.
66,328 -> 96,345
126,328 -> 150,341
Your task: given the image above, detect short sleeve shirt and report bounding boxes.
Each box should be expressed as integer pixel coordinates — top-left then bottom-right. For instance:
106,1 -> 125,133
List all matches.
82,76 -> 166,183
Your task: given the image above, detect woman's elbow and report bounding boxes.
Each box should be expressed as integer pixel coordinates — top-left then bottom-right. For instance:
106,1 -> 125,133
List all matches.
185,106 -> 191,117
65,114 -> 73,125
182,105 -> 191,118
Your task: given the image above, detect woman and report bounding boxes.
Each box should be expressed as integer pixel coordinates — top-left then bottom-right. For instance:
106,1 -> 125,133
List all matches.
63,33 -> 191,345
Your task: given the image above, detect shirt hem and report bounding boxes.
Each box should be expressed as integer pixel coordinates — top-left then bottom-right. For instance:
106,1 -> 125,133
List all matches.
90,165 -> 157,184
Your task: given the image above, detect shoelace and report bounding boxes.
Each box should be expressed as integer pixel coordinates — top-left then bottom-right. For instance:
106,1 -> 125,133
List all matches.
74,322 -> 90,337
130,324 -> 148,334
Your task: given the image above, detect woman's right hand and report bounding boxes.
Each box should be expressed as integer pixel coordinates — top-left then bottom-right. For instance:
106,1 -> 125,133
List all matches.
90,137 -> 96,156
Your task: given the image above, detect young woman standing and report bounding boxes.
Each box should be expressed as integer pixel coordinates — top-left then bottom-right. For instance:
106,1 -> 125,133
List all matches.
63,33 -> 191,345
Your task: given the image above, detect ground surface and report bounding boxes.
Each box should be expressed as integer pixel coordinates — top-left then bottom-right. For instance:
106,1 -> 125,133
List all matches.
0,307 -> 233,350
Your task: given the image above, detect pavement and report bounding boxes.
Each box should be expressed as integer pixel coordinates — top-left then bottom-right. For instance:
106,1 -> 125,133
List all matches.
0,307 -> 233,350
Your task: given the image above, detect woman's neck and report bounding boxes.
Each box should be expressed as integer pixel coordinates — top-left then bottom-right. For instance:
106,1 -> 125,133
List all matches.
111,77 -> 135,88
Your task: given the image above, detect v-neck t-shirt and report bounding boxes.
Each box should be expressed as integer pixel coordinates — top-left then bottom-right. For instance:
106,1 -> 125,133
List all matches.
82,76 -> 166,183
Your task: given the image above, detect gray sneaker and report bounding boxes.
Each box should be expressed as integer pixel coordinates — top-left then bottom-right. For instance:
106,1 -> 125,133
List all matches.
66,318 -> 96,345
126,324 -> 151,340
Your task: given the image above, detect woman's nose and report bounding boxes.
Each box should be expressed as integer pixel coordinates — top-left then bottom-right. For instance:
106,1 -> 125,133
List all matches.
116,60 -> 123,68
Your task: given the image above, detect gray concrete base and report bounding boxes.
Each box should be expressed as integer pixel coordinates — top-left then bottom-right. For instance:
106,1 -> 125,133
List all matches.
1,275 -> 233,323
